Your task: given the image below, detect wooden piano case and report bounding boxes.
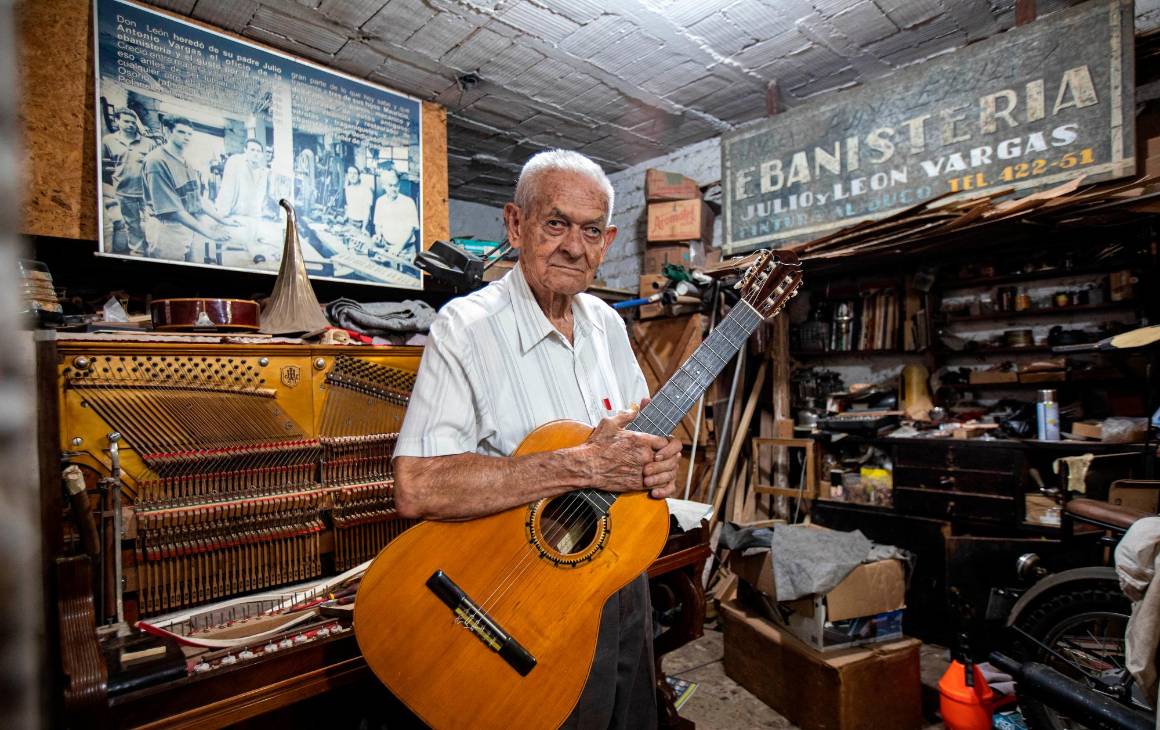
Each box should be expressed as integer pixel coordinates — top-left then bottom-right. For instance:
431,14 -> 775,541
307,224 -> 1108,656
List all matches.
41,335 -> 422,728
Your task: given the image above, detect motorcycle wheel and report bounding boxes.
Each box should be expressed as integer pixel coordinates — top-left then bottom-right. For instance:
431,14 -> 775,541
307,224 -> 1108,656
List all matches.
1016,584 -> 1137,730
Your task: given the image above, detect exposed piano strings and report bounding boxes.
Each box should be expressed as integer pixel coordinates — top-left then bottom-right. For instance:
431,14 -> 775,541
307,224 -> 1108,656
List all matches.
321,356 -> 418,570
63,354 -> 417,615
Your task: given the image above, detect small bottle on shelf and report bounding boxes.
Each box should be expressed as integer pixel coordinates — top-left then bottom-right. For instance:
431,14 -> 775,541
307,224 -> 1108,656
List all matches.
1036,389 -> 1060,441
1015,288 -> 1031,312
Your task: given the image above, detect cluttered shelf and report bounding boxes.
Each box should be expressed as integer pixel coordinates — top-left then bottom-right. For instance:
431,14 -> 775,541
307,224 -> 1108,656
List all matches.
941,264 -> 1145,290
815,431 -> 1153,453
792,348 -> 925,359
941,377 -> 1132,390
938,345 -> 1055,356
940,301 -> 1138,323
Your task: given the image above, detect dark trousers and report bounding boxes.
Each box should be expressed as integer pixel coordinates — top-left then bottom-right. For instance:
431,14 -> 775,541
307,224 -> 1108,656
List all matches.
560,574 -> 657,730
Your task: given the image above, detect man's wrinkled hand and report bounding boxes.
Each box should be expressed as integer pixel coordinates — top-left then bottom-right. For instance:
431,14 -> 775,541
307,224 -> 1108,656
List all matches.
643,436 -> 681,499
584,408 -> 667,494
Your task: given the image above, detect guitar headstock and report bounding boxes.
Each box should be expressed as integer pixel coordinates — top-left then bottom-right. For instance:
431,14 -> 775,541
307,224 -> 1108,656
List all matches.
735,249 -> 803,320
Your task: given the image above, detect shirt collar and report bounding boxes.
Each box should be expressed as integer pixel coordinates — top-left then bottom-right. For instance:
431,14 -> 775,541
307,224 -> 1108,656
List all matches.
507,261 -> 604,354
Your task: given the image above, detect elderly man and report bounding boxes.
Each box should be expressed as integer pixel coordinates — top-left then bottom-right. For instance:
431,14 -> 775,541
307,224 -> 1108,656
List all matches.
392,149 -> 680,728
371,169 -> 420,257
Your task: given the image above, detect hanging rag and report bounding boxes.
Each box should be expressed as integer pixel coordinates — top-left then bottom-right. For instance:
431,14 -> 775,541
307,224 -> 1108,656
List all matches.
325,298 -> 436,336
1053,453 -> 1095,494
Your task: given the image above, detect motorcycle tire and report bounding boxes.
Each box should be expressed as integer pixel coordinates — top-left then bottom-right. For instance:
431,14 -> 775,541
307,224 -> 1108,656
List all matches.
1015,583 -> 1134,730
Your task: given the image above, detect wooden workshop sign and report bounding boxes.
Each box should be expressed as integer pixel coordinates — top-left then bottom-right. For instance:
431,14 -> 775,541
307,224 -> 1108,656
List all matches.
722,0 -> 1135,254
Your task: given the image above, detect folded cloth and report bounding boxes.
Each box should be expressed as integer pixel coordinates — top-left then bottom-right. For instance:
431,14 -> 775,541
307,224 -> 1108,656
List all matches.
719,521 -> 775,552
325,298 -> 436,336
772,525 -> 872,602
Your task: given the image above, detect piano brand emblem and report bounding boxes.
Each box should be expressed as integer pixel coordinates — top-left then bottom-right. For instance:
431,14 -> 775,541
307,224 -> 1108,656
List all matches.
280,365 -> 302,389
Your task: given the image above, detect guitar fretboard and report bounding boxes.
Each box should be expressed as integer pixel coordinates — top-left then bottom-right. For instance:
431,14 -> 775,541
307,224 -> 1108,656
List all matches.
581,300 -> 765,513
627,300 -> 764,439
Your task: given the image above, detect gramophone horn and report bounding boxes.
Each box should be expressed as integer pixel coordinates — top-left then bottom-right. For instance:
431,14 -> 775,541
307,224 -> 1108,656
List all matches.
259,199 -> 331,335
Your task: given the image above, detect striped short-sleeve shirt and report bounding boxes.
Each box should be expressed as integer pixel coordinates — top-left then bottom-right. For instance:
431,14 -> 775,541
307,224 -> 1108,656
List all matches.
395,262 -> 649,458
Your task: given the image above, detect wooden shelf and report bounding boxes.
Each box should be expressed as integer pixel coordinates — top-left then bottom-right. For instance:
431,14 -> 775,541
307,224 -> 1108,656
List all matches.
811,432 -> 1152,452
939,345 -> 1054,356
941,377 -> 1127,390
941,264 -> 1137,289
792,349 -> 925,358
941,302 -> 1137,322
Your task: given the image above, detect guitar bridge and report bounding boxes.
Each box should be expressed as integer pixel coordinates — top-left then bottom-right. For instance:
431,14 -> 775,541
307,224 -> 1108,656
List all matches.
425,570 -> 536,676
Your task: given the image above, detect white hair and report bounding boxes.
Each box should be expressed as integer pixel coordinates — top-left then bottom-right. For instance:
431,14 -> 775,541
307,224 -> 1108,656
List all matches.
513,149 -> 615,225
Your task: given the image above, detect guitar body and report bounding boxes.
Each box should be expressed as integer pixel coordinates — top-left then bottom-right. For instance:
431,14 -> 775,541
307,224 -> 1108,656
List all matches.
149,297 -> 260,331
354,420 -> 671,730
354,249 -> 804,729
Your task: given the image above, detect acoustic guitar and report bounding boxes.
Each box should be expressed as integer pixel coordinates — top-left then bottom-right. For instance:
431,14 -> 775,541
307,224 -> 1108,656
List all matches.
354,250 -> 802,729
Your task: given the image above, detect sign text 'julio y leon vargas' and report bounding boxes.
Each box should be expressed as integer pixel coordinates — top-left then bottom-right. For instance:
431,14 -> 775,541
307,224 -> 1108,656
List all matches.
722,0 -> 1135,253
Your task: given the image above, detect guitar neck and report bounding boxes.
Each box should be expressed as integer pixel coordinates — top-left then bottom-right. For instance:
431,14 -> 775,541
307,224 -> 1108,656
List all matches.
628,300 -> 764,438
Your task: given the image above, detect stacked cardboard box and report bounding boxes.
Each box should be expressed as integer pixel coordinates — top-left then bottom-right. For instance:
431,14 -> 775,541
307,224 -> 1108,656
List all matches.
722,526 -> 918,729
721,599 -> 922,730
729,546 -> 907,652
647,199 -> 714,244
639,169 -> 714,319
642,168 -> 713,267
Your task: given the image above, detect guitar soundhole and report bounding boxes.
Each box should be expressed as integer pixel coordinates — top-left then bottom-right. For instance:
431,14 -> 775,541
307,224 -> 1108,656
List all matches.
538,494 -> 598,555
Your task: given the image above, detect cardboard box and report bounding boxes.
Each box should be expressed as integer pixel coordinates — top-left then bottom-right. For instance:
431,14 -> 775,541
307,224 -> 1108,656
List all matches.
729,548 -> 907,652
783,603 -> 905,652
645,168 -> 701,201
1018,371 -> 1065,383
1071,421 -> 1103,440
721,599 -> 922,730
643,243 -> 696,274
969,370 -> 1018,384
647,200 -> 714,243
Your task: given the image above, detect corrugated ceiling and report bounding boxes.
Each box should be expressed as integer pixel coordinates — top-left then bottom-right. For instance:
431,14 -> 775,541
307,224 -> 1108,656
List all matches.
142,0 -> 1160,205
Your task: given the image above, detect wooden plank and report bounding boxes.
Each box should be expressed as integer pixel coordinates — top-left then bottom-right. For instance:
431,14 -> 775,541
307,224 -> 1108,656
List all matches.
18,0 -> 97,239
1016,0 -> 1037,26
709,360 -> 768,531
421,101 -> 449,251
770,317 -> 791,495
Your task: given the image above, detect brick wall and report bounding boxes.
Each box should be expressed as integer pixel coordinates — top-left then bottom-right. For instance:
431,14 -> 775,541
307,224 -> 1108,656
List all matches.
598,136 -> 721,290
445,135 -> 724,290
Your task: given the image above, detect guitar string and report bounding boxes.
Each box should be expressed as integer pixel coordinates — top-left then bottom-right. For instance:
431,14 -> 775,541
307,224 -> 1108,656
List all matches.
452,292 -> 784,634
473,278 -> 797,620
466,311 -> 749,619
466,306 -> 765,624
463,371 -> 694,625
464,302 -> 769,626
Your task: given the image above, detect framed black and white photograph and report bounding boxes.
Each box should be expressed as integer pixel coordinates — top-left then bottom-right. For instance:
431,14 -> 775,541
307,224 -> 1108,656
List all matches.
94,0 -> 424,288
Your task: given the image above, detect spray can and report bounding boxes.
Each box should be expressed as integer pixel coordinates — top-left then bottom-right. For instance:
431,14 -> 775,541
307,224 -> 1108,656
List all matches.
1037,389 -> 1060,441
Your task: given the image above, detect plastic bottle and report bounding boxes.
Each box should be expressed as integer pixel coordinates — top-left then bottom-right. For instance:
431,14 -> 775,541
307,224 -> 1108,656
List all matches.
1037,389 -> 1060,441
